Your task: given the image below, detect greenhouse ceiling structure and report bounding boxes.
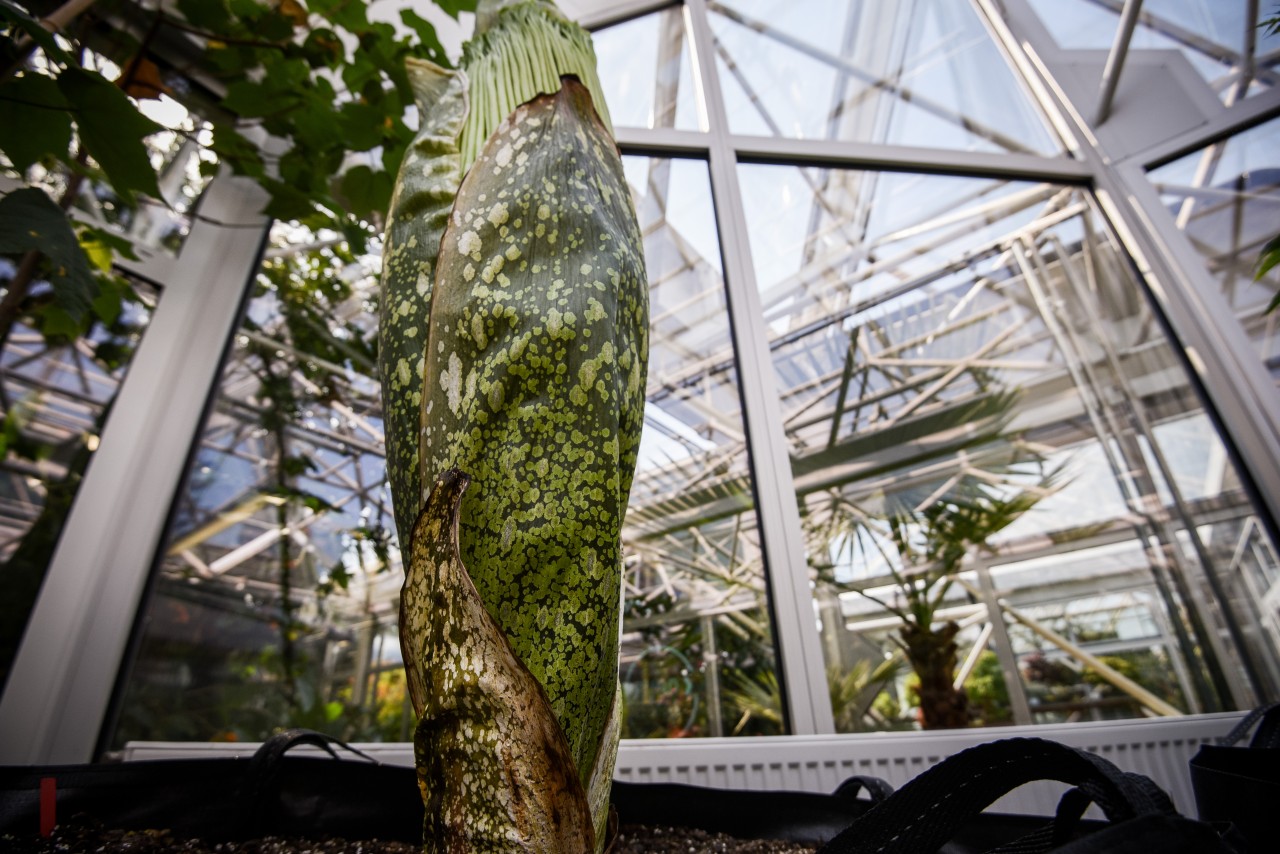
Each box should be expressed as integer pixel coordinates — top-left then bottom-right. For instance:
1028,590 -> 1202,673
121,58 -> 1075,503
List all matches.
1,0 -> 1279,767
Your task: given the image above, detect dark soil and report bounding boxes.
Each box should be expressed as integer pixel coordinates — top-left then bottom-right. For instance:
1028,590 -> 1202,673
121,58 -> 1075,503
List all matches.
0,817 -> 420,853
614,824 -> 820,853
0,817 -> 822,853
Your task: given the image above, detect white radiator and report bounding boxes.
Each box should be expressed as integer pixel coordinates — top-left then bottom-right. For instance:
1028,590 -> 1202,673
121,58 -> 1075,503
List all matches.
123,712 -> 1243,817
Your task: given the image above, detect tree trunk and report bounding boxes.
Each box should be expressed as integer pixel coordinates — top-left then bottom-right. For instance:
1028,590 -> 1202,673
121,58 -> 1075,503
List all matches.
901,620 -> 970,729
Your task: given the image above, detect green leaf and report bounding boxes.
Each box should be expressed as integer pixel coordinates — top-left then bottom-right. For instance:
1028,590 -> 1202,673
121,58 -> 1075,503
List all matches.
39,305 -> 82,339
208,123 -> 265,178
78,223 -> 140,262
205,44 -> 252,76
309,0 -> 370,33
175,0 -> 232,31
0,187 -> 99,321
0,2 -> 73,66
361,23 -> 414,102
222,78 -> 302,118
80,234 -> 113,272
340,51 -> 380,94
258,11 -> 296,42
0,74 -> 72,173
338,165 -> 391,221
281,454 -> 315,477
325,561 -> 352,592
302,27 -> 345,68
259,178 -> 314,221
337,101 -> 384,151
323,700 -> 344,722
436,0 -> 479,20
289,98 -> 341,152
400,8 -> 450,66
56,69 -> 163,204
1255,233 -> 1280,281
91,278 -> 125,326
340,217 -> 371,255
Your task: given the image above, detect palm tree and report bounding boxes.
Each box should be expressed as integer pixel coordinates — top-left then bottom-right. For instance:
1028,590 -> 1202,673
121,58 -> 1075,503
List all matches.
857,475 -> 1058,729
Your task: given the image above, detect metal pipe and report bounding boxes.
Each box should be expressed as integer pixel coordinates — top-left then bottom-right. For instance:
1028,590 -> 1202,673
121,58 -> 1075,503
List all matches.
999,598 -> 1183,717
953,621 -> 995,691
1096,0 -> 1145,125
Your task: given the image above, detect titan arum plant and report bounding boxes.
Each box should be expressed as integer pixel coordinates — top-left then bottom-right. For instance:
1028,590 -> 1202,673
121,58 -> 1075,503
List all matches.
378,1 -> 648,850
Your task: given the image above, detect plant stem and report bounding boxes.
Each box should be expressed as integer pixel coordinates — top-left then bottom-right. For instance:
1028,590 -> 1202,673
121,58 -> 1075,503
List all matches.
274,418 -> 298,708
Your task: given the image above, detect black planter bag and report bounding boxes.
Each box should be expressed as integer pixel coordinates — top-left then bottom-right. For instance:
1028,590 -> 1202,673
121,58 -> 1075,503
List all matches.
0,729 -> 423,843
1190,703 -> 1280,853
815,737 -> 1241,854
0,730 -> 1248,852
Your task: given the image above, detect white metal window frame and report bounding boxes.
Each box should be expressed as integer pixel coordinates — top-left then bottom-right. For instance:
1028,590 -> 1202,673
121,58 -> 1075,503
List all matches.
1,0 -> 1277,764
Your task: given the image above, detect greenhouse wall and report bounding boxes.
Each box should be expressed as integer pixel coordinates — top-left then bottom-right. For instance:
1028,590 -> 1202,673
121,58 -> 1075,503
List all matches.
2,0 -> 1278,769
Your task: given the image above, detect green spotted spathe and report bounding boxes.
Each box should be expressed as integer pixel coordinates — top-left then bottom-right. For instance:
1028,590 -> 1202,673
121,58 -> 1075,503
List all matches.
378,59 -> 467,546
384,2 -> 648,849
419,74 -> 646,834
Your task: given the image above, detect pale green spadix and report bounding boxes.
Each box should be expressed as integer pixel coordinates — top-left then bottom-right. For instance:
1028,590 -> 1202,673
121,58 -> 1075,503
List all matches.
384,1 -> 647,851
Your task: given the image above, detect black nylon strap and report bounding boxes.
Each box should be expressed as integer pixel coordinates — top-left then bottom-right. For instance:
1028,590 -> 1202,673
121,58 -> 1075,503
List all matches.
817,738 -> 1176,854
1220,702 -> 1280,748
834,775 -> 896,804
236,729 -> 378,838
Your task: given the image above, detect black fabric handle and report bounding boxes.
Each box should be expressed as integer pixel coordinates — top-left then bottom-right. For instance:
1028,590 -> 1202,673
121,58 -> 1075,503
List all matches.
1219,701 -> 1280,748
818,738 -> 1176,854
834,775 -> 896,804
236,729 -> 378,838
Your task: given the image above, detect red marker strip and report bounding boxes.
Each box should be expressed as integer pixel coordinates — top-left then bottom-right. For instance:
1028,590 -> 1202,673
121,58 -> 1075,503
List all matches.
39,777 -> 55,837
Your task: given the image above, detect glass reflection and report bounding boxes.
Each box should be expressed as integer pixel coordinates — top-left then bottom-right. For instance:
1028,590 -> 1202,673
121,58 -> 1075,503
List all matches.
621,156 -> 783,737
111,228 -> 399,745
1030,0 -> 1280,104
741,162 -> 1280,730
594,5 -> 704,131
709,0 -> 1061,154
1147,117 -> 1280,390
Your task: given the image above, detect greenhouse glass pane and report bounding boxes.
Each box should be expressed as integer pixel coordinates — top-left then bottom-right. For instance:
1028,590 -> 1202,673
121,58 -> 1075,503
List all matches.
594,6 -> 704,131
1029,0 -> 1280,104
1147,117 -> 1280,391
110,229 -> 400,745
621,155 -> 783,738
709,0 -> 1061,154
740,162 -> 1280,730
108,159 -> 784,746
0,276 -> 159,690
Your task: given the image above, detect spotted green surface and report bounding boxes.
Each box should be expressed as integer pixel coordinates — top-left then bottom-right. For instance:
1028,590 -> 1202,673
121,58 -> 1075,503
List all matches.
419,74 -> 647,820
378,59 -> 468,546
400,469 -> 595,852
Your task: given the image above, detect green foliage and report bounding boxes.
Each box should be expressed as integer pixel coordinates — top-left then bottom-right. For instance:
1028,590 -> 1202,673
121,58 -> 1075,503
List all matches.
0,74 -> 71,172
965,651 -> 1013,726
1257,234 -> 1280,313
56,68 -> 164,203
0,0 -> 479,353
0,187 -> 98,321
828,657 -> 903,732
1261,7 -> 1280,38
